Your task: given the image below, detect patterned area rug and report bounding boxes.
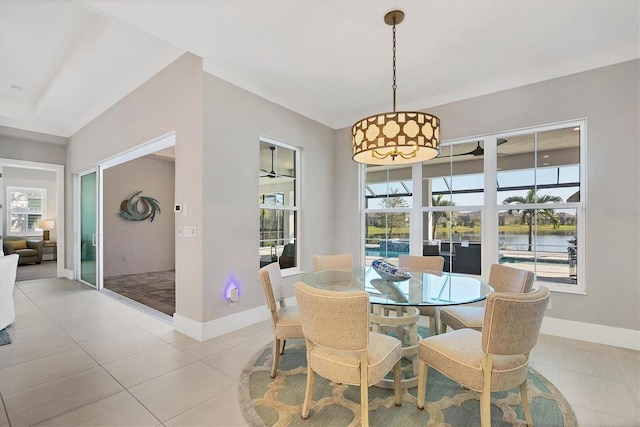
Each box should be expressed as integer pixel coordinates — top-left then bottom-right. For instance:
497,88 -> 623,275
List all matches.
239,339 -> 578,426
0,327 -> 11,345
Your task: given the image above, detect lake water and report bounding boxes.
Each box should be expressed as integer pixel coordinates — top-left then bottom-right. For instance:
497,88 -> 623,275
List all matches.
498,234 -> 575,252
451,233 -> 575,252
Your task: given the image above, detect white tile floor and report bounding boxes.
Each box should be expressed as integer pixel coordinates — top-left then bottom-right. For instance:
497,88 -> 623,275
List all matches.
1,277 -> 638,426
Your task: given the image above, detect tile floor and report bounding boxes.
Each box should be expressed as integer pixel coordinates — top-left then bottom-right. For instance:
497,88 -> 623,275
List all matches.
1,277 -> 638,426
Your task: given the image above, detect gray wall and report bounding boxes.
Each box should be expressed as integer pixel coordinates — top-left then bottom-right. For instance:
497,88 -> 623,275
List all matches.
334,59 -> 640,331
103,157 -> 175,277
0,126 -> 67,165
68,53 -> 205,322
67,53 -> 337,327
202,73 -> 336,320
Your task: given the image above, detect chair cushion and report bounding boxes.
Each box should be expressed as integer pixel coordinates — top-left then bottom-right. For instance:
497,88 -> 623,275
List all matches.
439,306 -> 484,331
16,249 -> 38,257
6,240 -> 27,250
274,306 -> 303,339
310,332 -> 401,386
419,328 -> 529,391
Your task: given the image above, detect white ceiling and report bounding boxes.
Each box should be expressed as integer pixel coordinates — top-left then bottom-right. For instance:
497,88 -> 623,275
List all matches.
1,0 -> 638,139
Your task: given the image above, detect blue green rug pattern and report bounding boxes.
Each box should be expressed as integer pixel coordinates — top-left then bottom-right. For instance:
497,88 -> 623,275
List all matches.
0,327 -> 11,345
239,339 -> 578,426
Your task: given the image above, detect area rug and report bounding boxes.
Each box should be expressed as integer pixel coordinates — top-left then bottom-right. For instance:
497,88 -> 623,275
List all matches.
0,327 -> 11,345
239,339 -> 578,427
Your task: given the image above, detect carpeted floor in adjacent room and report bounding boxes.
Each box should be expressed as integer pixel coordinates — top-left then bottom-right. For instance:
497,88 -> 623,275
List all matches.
15,260 -> 57,282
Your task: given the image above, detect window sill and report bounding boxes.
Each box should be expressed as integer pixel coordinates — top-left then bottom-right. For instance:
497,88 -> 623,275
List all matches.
282,268 -> 306,278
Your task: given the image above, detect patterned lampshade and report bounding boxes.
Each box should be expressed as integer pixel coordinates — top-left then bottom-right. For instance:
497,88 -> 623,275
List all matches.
352,112 -> 440,165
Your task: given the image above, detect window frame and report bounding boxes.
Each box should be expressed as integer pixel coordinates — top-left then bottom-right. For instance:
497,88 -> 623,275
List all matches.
6,186 -> 47,236
360,119 -> 586,295
258,137 -> 301,275
495,120 -> 585,294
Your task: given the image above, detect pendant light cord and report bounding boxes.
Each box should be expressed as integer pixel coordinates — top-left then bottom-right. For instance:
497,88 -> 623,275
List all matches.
392,21 -> 397,112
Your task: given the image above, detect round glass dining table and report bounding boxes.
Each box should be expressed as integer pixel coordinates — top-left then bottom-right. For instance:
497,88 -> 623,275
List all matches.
301,266 -> 493,307
300,266 -> 493,389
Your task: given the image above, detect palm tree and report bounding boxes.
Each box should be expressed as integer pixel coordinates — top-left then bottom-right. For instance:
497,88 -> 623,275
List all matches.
431,195 -> 455,239
502,189 -> 563,251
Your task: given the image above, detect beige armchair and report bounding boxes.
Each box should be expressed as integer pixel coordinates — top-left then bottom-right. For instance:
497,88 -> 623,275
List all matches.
417,287 -> 550,427
312,253 -> 352,271
258,263 -> 304,377
294,281 -> 402,427
3,237 -> 44,265
0,254 -> 19,330
439,264 -> 534,333
398,255 -> 444,336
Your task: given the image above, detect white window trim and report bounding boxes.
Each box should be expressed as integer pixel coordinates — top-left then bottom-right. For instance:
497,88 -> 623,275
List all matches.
259,136 -> 301,275
6,186 -> 47,237
494,119 -> 586,295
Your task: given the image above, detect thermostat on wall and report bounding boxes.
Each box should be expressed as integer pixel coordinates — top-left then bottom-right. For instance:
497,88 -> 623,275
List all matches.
174,203 -> 187,215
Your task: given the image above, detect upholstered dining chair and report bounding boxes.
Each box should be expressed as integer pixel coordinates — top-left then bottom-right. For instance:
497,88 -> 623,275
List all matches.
397,255 -> 444,336
0,254 -> 19,330
294,281 -> 402,427
258,263 -> 304,377
439,263 -> 534,333
312,253 -> 352,271
416,286 -> 550,427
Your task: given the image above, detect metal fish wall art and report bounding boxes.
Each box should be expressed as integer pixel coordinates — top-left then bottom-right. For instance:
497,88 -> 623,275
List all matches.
119,191 -> 161,222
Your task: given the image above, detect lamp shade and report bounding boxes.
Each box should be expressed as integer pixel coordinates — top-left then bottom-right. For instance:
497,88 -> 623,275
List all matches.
352,111 -> 440,165
39,220 -> 54,230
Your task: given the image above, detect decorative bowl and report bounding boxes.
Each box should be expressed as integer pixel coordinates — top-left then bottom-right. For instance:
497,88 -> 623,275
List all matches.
372,259 -> 411,282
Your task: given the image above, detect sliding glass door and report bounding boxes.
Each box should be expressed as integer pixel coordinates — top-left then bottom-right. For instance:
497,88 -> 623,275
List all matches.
79,170 -> 98,287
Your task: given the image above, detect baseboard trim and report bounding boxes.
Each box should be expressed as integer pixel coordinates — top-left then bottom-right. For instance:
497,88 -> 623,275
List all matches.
541,316 -> 639,351
173,303 -> 274,342
174,302 -> 639,350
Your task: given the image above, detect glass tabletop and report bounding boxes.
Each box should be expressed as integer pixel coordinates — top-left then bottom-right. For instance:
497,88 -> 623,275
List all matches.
301,266 -> 493,306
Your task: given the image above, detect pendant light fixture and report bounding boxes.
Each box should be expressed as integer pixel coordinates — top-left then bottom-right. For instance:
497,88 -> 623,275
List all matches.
352,10 -> 440,165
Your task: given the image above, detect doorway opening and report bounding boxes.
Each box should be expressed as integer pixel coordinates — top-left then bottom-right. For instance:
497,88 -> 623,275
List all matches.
74,132 -> 175,321
0,159 -> 65,282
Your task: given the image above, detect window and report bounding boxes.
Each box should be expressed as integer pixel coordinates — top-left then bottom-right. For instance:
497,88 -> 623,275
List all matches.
361,120 -> 585,293
259,139 -> 299,271
364,164 -> 412,265
7,187 -> 46,235
423,140 -> 486,276
497,125 -> 582,288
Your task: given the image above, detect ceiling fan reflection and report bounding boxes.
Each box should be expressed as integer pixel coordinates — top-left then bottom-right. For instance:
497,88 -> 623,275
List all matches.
260,146 -> 295,179
452,139 -> 508,157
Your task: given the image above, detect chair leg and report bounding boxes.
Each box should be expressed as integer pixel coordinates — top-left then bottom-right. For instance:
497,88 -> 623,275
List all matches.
393,359 -> 402,406
270,338 -> 281,378
360,383 -> 369,427
519,380 -> 533,426
280,339 -> 286,354
301,343 -> 315,419
416,361 -> 428,409
480,354 -> 493,427
429,316 -> 437,336
360,353 -> 369,427
439,319 -> 446,334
